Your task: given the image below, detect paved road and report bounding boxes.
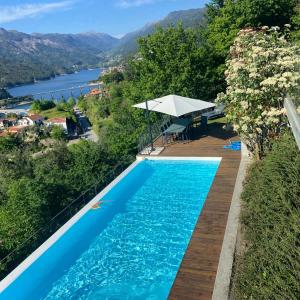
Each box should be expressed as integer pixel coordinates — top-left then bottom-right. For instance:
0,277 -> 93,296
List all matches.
74,107 -> 98,142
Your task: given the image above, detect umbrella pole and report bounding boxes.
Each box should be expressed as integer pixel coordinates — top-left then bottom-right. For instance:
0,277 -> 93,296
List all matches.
145,99 -> 154,152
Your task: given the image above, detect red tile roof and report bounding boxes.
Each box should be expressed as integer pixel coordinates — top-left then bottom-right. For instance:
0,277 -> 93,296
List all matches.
47,117 -> 66,123
28,114 -> 44,121
89,89 -> 102,96
8,125 -> 28,133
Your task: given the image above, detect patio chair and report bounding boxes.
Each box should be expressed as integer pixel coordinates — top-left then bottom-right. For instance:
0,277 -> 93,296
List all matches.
161,124 -> 172,145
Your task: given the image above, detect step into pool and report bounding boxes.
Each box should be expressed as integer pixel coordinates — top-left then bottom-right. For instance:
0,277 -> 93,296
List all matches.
0,158 -> 221,300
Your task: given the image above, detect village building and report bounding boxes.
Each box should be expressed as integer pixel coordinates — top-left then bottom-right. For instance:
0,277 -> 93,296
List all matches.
18,114 -> 44,126
88,89 -> 102,96
0,118 -> 17,129
45,117 -> 69,133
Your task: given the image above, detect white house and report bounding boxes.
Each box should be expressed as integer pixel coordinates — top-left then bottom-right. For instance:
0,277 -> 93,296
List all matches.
45,117 -> 68,133
18,115 -> 44,126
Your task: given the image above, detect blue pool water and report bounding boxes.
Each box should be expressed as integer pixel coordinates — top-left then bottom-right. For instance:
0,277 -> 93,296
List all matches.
0,159 -> 220,300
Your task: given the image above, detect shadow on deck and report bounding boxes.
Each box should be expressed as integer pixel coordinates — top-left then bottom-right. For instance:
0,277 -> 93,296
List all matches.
155,122 -> 239,158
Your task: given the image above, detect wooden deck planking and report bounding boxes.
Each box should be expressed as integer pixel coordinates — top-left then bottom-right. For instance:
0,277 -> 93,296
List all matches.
155,123 -> 241,300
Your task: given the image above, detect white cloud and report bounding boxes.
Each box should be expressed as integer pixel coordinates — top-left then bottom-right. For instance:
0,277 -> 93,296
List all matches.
0,1 -> 74,24
117,0 -> 156,8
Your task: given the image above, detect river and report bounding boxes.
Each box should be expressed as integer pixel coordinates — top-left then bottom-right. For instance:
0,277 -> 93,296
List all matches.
8,68 -> 102,105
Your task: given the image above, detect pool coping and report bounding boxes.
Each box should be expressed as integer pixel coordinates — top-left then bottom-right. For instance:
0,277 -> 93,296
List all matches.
0,156 -> 221,293
0,160 -> 140,292
212,144 -> 251,300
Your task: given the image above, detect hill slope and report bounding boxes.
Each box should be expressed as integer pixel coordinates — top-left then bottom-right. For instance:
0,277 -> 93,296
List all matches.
0,29 -> 118,88
0,7 -> 206,88
113,8 -> 206,55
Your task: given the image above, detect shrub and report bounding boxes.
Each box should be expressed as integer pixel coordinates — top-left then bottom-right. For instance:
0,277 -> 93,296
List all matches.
218,27 -> 300,159
50,125 -> 67,141
233,133 -> 300,299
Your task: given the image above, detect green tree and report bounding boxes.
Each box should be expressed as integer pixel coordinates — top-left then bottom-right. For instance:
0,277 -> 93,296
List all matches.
101,70 -> 124,84
50,125 -> 67,140
133,24 -> 203,99
202,0 -> 300,99
30,100 -> 56,112
0,135 -> 21,151
292,4 -> 300,43
0,178 -> 45,255
0,88 -> 11,100
67,97 -> 76,108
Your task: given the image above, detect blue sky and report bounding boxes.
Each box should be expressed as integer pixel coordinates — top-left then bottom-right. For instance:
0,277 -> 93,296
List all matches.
0,0 -> 209,37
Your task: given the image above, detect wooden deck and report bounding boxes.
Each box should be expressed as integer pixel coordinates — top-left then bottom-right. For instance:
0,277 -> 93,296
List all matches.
156,123 -> 241,300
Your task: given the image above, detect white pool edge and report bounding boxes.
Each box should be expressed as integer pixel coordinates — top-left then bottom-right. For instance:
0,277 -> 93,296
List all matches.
0,160 -> 140,292
0,156 -> 222,292
137,155 -> 222,161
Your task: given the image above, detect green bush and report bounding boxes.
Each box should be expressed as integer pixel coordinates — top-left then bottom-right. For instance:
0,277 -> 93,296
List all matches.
50,125 -> 67,141
30,100 -> 56,112
233,133 -> 300,299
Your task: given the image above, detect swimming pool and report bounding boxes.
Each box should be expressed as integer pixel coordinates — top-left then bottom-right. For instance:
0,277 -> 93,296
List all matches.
0,158 -> 221,300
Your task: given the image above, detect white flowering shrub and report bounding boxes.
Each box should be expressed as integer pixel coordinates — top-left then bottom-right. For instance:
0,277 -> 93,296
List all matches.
218,26 -> 300,159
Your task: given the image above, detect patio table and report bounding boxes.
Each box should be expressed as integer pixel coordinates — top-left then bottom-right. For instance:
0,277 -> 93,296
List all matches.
163,118 -> 192,142
164,123 -> 186,134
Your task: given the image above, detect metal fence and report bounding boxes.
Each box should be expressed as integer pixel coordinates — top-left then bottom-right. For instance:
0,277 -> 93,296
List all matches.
137,115 -> 170,155
0,162 -> 129,280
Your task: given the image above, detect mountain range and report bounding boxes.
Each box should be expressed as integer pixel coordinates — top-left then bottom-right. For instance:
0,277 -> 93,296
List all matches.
0,8 -> 206,88
114,8 -> 206,55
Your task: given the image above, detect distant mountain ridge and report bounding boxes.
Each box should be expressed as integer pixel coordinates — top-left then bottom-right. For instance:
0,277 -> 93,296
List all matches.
0,7 -> 206,88
114,8 -> 207,55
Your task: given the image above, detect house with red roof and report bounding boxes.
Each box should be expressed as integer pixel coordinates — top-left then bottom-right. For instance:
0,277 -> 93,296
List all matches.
18,115 -> 44,126
45,117 -> 68,133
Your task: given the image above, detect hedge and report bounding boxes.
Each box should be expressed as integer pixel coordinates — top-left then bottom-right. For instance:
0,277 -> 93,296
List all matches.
232,133 -> 300,299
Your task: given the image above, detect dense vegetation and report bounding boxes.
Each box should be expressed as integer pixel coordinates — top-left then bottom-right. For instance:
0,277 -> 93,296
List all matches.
30,98 -> 77,122
232,133 -> 300,299
0,138 -> 129,277
0,88 -> 11,100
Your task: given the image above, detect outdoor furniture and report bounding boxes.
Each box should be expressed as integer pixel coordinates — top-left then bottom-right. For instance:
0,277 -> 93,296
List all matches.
134,95 -> 216,117
163,118 -> 192,143
133,95 -> 216,152
161,125 -> 171,144
223,141 -> 241,151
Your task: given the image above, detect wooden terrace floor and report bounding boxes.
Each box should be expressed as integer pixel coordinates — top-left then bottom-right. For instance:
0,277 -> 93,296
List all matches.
155,123 -> 241,300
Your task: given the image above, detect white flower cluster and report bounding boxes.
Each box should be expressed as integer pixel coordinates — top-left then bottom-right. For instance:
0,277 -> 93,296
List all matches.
217,27 -> 300,156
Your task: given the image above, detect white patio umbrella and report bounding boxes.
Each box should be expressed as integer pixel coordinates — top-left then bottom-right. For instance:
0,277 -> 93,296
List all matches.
133,94 -> 216,151
133,94 -> 215,117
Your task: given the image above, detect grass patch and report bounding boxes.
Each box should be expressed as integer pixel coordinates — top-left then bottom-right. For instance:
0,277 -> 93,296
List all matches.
232,133 -> 300,299
30,108 -> 71,119
208,116 -> 227,124
98,117 -> 114,127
